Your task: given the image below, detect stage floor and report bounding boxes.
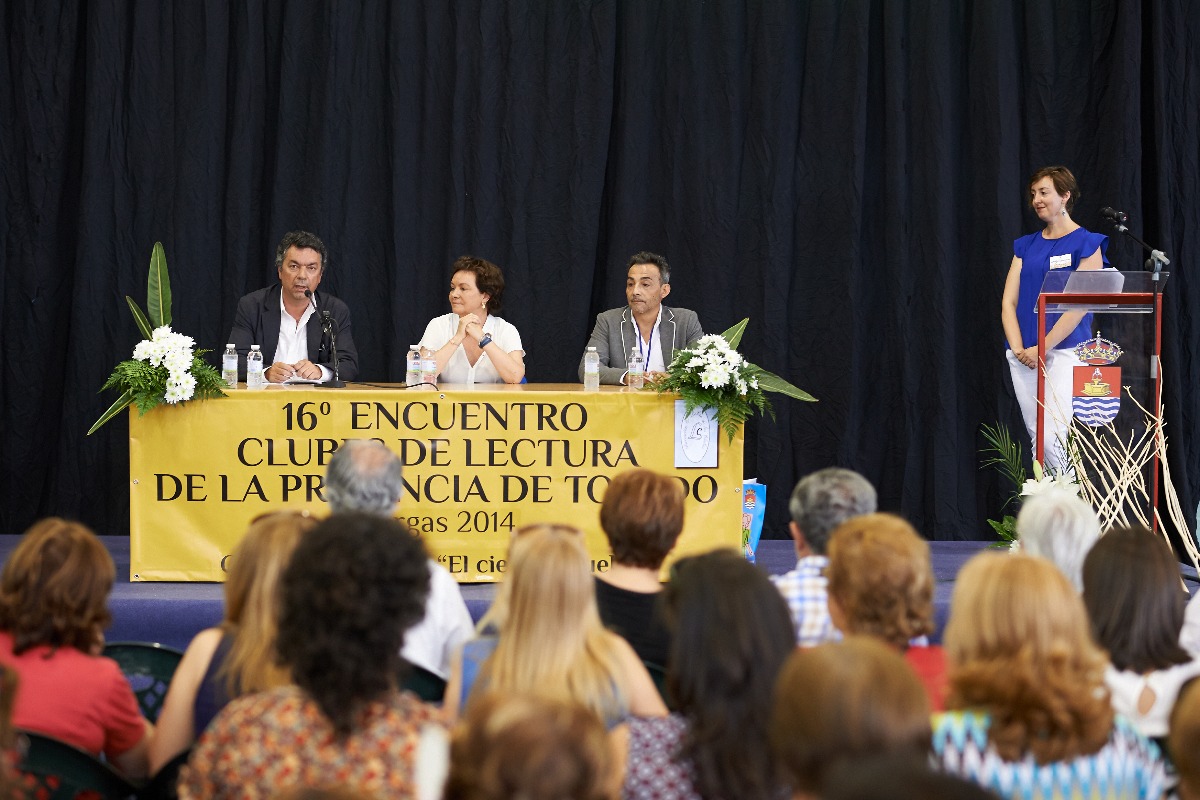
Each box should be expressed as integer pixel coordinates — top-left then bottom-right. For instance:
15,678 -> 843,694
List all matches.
0,535 -> 1019,650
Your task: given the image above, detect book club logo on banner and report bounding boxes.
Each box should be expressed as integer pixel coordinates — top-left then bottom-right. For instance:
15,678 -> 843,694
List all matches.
1072,333 -> 1123,427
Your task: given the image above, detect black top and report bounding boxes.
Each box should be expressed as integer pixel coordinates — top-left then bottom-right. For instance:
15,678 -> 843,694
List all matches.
594,575 -> 672,668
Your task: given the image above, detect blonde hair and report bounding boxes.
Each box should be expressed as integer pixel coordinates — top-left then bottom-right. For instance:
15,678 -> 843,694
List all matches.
218,511 -> 315,695
943,552 -> 1112,763
475,525 -> 627,723
826,513 -> 933,648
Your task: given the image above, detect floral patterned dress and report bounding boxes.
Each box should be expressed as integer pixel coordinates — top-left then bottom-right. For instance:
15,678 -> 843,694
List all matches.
179,685 -> 445,800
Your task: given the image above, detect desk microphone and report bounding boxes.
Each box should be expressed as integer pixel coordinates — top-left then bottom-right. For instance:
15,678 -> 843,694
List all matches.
305,289 -> 345,388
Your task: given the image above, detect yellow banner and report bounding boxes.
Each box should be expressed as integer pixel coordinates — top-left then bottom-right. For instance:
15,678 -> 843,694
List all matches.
129,384 -> 743,582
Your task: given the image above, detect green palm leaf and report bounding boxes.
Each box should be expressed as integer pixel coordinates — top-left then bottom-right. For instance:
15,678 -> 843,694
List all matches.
87,389 -> 134,435
755,369 -> 818,402
126,297 -> 153,339
147,241 -> 172,328
720,318 -> 749,349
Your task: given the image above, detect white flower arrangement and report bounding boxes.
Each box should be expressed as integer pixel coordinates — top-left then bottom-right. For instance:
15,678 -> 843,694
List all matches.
653,320 -> 815,443
133,326 -> 199,404
89,243 -> 226,434
1020,459 -> 1081,498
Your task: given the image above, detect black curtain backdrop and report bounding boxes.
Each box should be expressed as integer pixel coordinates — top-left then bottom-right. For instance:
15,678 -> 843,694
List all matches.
3,1 -> 1197,544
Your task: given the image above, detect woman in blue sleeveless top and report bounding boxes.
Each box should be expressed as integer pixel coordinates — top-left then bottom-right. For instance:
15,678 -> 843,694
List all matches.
1000,166 -> 1107,472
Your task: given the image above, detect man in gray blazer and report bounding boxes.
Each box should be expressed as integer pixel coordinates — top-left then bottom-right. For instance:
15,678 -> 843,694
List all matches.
578,251 -> 704,385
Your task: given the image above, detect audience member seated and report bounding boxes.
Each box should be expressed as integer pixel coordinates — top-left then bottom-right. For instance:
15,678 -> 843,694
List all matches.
326,439 -> 474,680
0,518 -> 154,780
826,513 -> 947,710
594,469 -> 685,669
821,754 -> 1003,800
932,552 -> 1165,799
149,510 -> 315,774
1015,488 -> 1101,590
1169,678 -> 1200,800
771,468 -> 877,646
444,524 -> 666,725
615,549 -> 794,800
179,513 -> 443,799
444,692 -> 617,800
273,790 -> 382,800
770,637 -> 932,799
1082,524 -> 1200,741
0,665 -> 19,800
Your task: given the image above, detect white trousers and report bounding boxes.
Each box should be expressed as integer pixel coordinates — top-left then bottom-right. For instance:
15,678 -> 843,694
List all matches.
1006,349 -> 1083,473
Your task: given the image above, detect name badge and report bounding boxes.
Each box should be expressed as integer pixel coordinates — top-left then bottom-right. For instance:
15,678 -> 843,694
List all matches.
1049,254 -> 1073,270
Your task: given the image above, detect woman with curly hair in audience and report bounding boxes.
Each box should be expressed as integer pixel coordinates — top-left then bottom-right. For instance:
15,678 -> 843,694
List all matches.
616,548 -> 795,800
826,513 -> 947,710
445,691 -> 618,800
149,510 -> 316,775
179,513 -> 443,799
444,524 -> 666,726
1083,525 -> 1200,742
932,552 -> 1165,799
771,636 -> 933,798
0,518 -> 154,779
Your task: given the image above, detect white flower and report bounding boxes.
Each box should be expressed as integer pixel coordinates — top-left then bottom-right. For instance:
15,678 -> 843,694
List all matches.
134,325 -> 195,368
165,372 -> 196,403
700,364 -> 731,388
735,378 -> 748,394
1020,475 -> 1080,498
133,340 -> 156,361
164,350 -> 192,374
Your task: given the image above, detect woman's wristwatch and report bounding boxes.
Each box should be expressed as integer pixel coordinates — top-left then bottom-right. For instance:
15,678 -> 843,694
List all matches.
477,333 -> 493,349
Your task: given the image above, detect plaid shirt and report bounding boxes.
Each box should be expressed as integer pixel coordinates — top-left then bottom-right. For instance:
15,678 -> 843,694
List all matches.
770,554 -> 842,647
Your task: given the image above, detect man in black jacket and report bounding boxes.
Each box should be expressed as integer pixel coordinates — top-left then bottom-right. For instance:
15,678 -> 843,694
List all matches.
228,230 -> 358,382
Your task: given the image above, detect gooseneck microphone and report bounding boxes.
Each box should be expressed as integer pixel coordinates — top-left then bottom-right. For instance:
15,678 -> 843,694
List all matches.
304,289 -> 345,388
1100,207 -> 1128,224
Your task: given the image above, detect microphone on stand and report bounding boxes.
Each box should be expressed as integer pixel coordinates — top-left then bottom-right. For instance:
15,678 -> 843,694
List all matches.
305,290 -> 345,388
1099,207 -> 1128,224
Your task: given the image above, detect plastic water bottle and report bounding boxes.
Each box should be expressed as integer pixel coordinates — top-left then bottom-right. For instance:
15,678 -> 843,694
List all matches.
406,345 -> 422,387
627,346 -> 645,390
221,344 -> 238,388
420,351 -> 438,388
246,345 -> 265,389
583,347 -> 600,391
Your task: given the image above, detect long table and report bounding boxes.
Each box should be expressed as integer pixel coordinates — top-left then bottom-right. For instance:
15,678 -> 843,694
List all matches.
128,383 -> 744,582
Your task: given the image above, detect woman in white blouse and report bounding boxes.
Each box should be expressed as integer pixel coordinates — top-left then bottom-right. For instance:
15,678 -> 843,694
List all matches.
419,256 -> 525,384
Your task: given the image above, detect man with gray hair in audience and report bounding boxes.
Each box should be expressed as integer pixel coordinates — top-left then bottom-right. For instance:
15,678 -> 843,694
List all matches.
325,438 -> 474,679
771,467 -> 877,646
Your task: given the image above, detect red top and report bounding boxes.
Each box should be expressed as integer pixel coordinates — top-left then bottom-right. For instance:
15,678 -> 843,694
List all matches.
0,630 -> 146,757
905,644 -> 948,712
